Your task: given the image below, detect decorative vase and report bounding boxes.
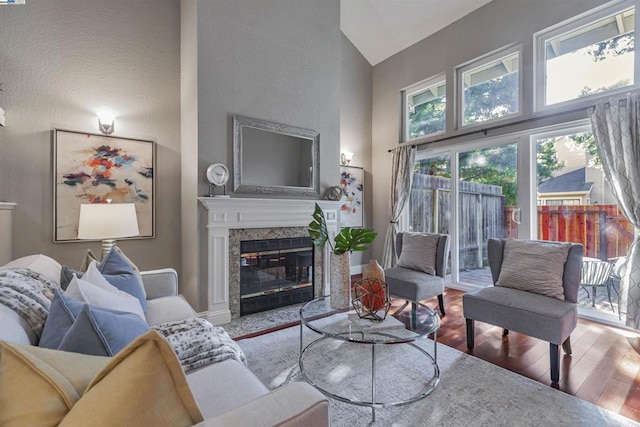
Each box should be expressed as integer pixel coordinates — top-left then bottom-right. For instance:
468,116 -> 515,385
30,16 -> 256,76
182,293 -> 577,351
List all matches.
329,252 -> 351,310
362,259 -> 385,281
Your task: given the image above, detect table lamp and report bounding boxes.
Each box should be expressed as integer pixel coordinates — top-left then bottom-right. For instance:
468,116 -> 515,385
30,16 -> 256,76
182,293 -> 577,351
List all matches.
77,203 -> 139,260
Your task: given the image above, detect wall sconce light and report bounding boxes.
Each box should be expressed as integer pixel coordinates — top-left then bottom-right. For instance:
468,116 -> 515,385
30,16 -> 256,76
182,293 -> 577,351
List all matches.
340,152 -> 353,166
97,111 -> 116,135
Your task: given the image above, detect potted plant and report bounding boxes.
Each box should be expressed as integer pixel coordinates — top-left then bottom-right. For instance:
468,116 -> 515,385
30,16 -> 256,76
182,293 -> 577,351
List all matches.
308,203 -> 377,309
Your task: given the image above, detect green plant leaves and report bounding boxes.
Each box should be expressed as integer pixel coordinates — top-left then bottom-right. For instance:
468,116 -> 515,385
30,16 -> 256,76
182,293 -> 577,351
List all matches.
333,227 -> 377,255
308,203 -> 377,255
308,203 -> 331,251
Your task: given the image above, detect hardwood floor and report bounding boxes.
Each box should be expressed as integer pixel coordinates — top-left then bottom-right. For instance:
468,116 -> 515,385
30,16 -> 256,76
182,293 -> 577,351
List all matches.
421,288 -> 640,422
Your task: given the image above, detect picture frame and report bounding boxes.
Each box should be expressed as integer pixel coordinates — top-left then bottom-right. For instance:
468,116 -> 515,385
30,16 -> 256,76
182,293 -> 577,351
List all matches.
53,129 -> 155,242
339,165 -> 364,228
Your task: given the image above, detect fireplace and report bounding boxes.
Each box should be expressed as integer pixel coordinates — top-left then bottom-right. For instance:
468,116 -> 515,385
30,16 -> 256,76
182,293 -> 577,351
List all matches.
198,197 -> 341,325
240,237 -> 314,315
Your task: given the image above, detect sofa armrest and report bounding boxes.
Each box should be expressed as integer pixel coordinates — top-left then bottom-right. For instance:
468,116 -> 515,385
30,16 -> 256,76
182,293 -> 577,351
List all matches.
194,382 -> 329,427
140,268 -> 178,299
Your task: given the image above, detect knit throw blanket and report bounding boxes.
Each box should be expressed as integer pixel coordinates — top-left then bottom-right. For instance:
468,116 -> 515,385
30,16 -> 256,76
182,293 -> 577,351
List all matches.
0,267 -> 245,372
0,268 -> 57,339
152,318 -> 247,372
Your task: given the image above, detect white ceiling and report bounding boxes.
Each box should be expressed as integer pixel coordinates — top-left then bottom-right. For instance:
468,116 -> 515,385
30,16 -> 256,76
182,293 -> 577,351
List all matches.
341,0 -> 494,66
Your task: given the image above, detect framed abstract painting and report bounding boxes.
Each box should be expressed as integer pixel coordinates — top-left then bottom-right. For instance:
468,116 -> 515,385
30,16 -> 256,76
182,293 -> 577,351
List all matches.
339,165 -> 364,227
53,129 -> 155,242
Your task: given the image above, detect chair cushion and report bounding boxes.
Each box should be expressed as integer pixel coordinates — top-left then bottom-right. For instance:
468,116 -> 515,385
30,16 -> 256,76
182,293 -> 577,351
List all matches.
145,295 -> 196,326
385,266 -> 444,302
463,286 -> 577,344
496,239 -> 570,300
187,359 -> 268,419
396,233 -> 440,275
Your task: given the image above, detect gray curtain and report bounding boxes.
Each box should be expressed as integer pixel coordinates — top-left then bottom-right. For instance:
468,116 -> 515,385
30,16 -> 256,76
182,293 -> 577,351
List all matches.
588,93 -> 640,329
382,145 -> 416,268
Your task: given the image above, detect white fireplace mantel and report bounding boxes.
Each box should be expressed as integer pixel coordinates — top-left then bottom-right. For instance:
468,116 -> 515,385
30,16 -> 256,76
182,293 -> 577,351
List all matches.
198,197 -> 341,325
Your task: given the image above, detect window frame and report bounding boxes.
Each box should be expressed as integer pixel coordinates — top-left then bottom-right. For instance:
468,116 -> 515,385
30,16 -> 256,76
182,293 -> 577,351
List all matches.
455,44 -> 523,131
533,0 -> 639,113
401,73 -> 447,143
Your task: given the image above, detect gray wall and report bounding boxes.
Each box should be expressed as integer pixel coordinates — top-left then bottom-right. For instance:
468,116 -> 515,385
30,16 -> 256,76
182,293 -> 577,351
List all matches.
185,0 -> 341,310
196,0 -> 341,199
0,0 -> 181,272
340,34 -> 373,269
370,0 -> 608,260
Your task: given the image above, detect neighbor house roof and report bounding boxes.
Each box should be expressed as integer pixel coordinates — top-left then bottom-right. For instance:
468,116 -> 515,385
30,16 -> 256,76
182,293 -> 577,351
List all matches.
538,167 -> 593,194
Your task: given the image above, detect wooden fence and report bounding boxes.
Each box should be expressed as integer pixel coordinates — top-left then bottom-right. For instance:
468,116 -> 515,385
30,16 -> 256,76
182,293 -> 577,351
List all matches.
507,205 -> 634,260
410,174 -> 506,270
411,174 -> 634,269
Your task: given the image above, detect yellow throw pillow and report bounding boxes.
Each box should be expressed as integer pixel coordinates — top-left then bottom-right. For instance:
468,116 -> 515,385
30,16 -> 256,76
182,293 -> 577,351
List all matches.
0,342 -> 110,427
59,330 -> 204,426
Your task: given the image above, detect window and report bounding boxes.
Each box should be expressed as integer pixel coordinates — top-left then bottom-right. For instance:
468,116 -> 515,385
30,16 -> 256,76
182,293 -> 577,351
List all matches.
457,46 -> 521,128
535,0 -> 636,109
403,75 -> 446,141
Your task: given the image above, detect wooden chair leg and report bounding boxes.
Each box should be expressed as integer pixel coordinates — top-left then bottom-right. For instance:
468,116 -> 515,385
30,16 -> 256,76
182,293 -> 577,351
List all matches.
466,319 -> 475,349
437,294 -> 446,316
503,329 -> 509,336
550,343 -> 560,383
562,337 -> 572,355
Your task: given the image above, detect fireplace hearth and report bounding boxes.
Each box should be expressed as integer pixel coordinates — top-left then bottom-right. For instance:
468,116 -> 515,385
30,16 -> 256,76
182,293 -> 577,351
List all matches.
240,237 -> 313,315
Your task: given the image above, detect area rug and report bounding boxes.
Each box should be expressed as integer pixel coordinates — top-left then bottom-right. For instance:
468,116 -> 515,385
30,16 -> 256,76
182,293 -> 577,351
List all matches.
237,324 -> 638,427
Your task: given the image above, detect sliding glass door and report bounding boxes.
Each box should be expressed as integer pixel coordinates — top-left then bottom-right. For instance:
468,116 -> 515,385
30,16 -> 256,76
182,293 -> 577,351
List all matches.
457,142 -> 519,287
408,119 -> 628,323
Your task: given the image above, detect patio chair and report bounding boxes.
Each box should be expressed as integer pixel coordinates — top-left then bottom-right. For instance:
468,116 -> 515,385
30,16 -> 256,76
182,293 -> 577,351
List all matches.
463,238 -> 583,383
579,257 -> 615,312
384,232 -> 450,323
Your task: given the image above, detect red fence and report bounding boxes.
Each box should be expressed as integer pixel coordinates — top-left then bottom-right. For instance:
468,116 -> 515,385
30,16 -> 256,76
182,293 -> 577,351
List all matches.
507,205 -> 634,260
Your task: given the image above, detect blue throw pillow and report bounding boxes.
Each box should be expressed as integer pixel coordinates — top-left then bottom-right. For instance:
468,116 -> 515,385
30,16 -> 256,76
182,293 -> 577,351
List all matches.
39,289 -> 84,349
60,249 -> 147,309
57,304 -> 150,357
98,248 -> 147,311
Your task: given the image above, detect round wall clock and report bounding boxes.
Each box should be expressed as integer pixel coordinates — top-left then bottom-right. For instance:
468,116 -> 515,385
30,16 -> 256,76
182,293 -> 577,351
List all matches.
206,163 -> 230,197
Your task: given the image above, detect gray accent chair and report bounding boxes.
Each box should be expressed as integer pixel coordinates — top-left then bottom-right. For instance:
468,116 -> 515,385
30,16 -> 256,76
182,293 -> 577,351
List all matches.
463,238 -> 583,383
384,232 -> 450,318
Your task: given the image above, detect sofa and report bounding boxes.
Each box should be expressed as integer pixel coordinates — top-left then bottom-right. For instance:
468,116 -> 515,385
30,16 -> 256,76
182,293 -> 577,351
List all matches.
0,254 -> 329,427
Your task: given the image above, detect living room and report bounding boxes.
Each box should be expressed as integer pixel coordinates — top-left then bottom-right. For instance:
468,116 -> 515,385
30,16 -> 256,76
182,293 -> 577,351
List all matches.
2,0 -> 640,425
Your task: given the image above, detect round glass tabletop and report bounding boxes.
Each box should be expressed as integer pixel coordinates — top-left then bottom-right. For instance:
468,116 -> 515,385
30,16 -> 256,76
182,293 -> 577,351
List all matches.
300,296 -> 440,344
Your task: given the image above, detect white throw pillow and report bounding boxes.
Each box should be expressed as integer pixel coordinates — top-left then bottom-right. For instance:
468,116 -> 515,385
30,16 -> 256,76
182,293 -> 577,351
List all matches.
396,233 -> 440,275
65,275 -> 145,320
82,261 -> 119,293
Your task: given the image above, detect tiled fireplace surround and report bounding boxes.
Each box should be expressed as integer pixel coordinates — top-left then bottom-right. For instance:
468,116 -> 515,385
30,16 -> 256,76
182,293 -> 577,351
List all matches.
198,197 -> 341,325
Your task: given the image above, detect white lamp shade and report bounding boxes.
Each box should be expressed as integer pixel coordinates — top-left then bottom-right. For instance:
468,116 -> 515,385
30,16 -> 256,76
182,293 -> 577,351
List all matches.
77,203 -> 139,240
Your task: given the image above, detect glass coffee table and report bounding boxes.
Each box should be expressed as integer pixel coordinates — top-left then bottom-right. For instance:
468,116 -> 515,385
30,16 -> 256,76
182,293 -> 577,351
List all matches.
299,296 -> 440,422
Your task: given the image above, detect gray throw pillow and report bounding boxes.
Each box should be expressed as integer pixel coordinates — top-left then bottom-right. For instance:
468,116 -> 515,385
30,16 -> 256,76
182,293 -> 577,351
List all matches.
396,233 -> 440,275
496,239 -> 571,300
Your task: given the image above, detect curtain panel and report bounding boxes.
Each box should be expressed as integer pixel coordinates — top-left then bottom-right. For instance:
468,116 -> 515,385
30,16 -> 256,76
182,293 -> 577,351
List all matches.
588,93 -> 640,329
382,145 -> 416,268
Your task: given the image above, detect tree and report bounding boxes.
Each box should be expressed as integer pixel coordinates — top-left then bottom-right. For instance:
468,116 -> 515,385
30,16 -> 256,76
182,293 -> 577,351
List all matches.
409,97 -> 445,138
414,142 -> 563,206
570,132 -> 601,167
587,33 -> 634,62
463,72 -> 519,125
